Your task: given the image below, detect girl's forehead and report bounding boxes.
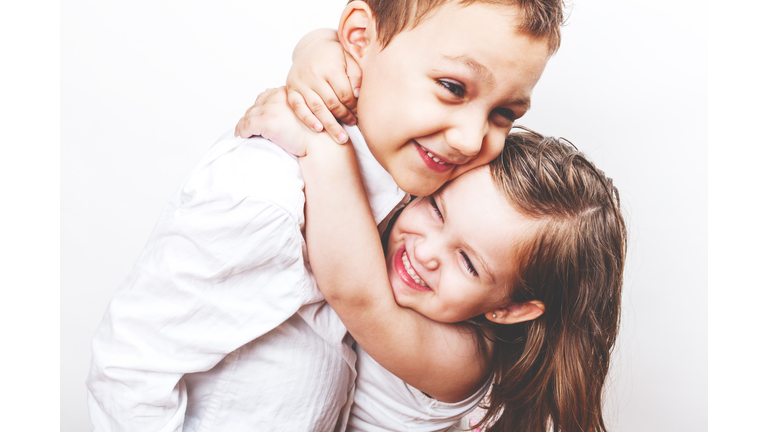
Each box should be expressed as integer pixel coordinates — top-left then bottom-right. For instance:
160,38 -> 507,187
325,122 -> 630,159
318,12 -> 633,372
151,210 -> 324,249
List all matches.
439,168 -> 530,277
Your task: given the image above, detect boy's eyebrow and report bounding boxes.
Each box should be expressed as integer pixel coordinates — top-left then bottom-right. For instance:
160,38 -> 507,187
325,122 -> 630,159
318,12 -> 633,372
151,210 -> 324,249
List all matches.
439,54 -> 496,87
438,55 -> 532,110
437,193 -> 495,284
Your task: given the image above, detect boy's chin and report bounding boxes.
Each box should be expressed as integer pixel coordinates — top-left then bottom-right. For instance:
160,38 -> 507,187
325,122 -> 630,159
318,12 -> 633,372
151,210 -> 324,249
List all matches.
394,176 -> 445,197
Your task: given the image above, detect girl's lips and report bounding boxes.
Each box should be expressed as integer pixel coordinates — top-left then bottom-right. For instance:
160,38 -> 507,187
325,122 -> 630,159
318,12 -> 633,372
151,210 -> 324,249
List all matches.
415,142 -> 454,173
393,244 -> 433,293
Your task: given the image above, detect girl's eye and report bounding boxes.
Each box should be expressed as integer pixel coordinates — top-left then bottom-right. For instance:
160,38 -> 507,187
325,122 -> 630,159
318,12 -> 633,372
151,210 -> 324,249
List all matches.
437,80 -> 465,98
429,196 -> 444,221
461,252 -> 479,277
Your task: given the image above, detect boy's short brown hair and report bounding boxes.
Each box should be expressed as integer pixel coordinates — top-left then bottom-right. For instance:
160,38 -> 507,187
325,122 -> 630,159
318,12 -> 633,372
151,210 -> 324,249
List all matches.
357,0 -> 567,55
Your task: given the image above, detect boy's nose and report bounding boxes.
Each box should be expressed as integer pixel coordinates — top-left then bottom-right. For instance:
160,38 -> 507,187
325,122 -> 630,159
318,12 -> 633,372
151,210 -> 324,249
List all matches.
444,118 -> 486,159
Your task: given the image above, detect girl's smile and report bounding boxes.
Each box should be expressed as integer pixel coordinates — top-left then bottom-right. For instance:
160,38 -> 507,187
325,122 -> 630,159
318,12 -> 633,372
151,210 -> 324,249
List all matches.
394,244 -> 434,292
385,165 -> 540,323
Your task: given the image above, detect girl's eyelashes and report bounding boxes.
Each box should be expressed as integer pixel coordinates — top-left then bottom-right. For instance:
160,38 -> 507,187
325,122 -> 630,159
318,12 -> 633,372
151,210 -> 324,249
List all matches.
460,252 -> 479,277
437,79 -> 466,99
425,194 -> 479,278
429,196 -> 444,221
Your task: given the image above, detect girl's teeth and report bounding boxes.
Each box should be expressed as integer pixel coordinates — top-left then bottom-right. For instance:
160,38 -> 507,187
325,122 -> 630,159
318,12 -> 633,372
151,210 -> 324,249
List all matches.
401,250 -> 428,287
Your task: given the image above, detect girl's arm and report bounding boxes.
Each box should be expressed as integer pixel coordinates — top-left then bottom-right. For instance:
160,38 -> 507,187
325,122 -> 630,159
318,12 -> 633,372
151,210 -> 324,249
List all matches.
248,87 -> 487,403
297,120 -> 488,404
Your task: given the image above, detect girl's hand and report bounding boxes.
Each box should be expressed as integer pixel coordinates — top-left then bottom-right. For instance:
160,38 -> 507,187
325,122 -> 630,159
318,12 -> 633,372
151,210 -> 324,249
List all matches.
286,29 -> 362,145
235,87 -> 319,157
237,29 -> 362,144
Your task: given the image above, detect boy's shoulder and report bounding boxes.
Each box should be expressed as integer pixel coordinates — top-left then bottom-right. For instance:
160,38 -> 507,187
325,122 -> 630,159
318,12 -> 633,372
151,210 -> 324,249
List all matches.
179,132 -> 306,220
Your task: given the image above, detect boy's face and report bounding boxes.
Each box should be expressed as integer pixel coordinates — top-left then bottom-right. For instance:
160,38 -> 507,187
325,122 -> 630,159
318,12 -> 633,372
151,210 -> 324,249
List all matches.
354,2 -> 550,196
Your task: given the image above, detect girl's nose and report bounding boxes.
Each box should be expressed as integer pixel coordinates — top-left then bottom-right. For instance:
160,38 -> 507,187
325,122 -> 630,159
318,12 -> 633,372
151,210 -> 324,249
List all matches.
413,238 -> 440,271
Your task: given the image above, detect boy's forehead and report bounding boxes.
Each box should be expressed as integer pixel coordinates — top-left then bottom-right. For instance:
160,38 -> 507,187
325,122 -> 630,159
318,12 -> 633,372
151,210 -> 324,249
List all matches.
378,2 -> 549,96
382,1 -> 546,58
398,1 -> 520,34
373,0 -> 544,48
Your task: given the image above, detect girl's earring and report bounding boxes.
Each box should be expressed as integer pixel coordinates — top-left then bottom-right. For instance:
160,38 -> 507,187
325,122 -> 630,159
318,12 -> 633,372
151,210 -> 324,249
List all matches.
492,313 -> 497,318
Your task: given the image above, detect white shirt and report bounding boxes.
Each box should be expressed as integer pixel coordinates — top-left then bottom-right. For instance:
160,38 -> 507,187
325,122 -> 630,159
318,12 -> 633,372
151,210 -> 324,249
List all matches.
86,126 -> 407,432
348,346 -> 492,432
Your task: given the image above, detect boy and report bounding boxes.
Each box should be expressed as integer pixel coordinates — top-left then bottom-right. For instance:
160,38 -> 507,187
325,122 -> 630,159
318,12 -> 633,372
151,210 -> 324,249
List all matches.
86,1 -> 561,430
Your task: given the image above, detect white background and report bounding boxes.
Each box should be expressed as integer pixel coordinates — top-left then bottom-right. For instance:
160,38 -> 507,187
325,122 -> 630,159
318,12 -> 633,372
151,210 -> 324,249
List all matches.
40,0 -> 744,430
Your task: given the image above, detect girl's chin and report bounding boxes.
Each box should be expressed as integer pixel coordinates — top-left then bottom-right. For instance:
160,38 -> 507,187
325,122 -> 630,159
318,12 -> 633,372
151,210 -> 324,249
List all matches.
389,280 -> 407,307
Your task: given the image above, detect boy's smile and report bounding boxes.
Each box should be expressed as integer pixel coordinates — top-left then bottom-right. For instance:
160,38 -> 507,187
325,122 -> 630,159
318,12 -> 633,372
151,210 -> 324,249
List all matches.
349,1 -> 550,196
415,142 -> 454,173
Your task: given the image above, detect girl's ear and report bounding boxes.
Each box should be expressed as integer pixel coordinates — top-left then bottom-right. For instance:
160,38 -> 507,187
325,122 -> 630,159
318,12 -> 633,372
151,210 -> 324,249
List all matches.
485,300 -> 545,325
338,1 -> 378,63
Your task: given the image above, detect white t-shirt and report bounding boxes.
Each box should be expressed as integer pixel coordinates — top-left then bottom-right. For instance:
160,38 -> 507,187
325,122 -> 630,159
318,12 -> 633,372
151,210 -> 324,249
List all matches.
349,346 -> 492,432
86,126 -> 407,432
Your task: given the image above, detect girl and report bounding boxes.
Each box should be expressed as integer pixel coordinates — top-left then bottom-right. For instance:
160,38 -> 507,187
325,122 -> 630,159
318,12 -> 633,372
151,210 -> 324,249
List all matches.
244,87 -> 626,432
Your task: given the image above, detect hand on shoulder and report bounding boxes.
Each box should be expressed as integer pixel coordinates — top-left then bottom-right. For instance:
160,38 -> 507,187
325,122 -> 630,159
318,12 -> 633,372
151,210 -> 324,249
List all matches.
235,87 -> 325,157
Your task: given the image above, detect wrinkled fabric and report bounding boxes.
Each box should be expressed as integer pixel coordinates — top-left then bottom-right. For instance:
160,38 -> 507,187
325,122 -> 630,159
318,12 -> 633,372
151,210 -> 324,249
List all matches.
86,126 -> 407,432
349,346 -> 492,432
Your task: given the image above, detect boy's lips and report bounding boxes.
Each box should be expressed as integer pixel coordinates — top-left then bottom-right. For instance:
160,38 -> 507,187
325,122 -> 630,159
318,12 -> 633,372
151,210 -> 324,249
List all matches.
393,244 -> 433,292
415,143 -> 456,173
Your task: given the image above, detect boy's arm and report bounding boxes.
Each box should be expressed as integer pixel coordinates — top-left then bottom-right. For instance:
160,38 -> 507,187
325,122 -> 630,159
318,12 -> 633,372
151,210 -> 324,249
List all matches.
235,28 -> 361,144
86,136 -> 314,431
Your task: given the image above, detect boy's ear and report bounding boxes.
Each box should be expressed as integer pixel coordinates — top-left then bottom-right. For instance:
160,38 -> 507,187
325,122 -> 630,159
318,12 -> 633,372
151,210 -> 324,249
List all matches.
338,0 -> 378,62
485,300 -> 545,325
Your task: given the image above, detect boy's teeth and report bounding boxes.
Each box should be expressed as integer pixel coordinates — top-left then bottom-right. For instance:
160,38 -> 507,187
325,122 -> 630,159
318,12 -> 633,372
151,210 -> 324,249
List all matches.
401,250 -> 428,287
422,146 -> 447,165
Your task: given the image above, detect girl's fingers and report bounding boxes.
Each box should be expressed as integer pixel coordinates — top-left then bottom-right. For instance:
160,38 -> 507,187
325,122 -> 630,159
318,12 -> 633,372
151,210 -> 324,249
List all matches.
343,50 -> 363,104
317,78 -> 356,128
301,88 -> 349,144
286,89 -> 324,134
325,72 -> 357,126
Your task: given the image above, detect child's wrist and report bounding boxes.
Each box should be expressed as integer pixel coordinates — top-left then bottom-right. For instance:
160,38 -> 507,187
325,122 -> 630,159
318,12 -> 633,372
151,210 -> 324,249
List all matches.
302,131 -> 339,159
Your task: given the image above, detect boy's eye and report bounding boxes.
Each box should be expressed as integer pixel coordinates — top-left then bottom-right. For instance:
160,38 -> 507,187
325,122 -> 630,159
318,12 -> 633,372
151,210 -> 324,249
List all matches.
493,108 -> 516,123
461,252 -> 479,277
492,108 -> 516,128
429,196 -> 444,221
437,80 -> 465,99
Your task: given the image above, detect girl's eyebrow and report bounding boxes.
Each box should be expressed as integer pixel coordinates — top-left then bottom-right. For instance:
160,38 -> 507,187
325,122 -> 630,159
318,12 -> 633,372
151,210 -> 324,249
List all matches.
436,193 -> 496,284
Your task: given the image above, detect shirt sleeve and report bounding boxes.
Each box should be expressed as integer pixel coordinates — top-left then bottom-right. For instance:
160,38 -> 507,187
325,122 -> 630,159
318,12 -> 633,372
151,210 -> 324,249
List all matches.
86,137 -> 315,432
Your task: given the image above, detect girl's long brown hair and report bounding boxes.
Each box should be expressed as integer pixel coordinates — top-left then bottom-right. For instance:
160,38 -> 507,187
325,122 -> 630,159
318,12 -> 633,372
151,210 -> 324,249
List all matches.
471,127 -> 626,432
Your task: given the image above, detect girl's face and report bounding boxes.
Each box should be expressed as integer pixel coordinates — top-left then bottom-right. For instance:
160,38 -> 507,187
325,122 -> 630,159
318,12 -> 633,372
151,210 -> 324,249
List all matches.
385,166 -> 538,323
